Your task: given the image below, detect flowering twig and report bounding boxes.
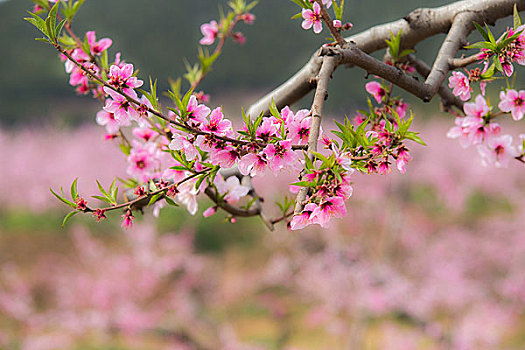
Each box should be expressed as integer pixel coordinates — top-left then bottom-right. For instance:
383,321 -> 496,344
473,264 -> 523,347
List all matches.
85,169 -> 211,214
294,54 -> 340,214
314,0 -> 347,47
57,46 -> 307,151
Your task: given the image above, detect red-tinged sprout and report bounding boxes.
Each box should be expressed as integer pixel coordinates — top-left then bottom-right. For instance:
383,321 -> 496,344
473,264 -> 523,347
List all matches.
75,197 -> 88,211
93,208 -> 107,222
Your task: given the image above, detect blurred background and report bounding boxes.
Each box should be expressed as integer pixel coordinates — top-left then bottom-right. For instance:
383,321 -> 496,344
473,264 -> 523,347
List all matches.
1,0 -> 525,349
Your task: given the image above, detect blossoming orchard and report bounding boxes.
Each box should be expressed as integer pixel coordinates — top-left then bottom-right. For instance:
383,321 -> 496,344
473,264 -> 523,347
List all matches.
26,0 -> 525,230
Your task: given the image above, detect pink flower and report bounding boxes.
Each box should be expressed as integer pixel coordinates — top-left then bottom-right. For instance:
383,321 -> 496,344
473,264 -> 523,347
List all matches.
232,32 -> 246,44
201,107 -> 233,136
256,119 -> 278,141
96,110 -> 123,134
365,81 -> 386,104
309,0 -> 332,8
203,206 -> 217,217
215,176 -> 249,204
378,159 -> 391,175
394,100 -> 409,119
105,63 -> 143,94
310,196 -> 347,228
185,95 -> 210,127
500,56 -> 514,77
64,48 -> 90,74
477,134 -> 519,168
86,31 -> 112,56
209,146 -> 239,168
290,203 -> 318,230
447,116 -> 500,148
175,181 -> 198,215
263,140 -> 300,172
302,2 -> 323,34
396,146 -> 411,174
288,113 -> 312,144
200,20 -> 219,45
498,89 -> 525,121
127,143 -> 159,182
121,209 -> 134,229
464,94 -> 489,118
238,153 -> 267,177
240,13 -> 256,25
169,133 -> 200,161
448,71 -> 471,101
132,127 -> 158,143
333,20 -> 342,28
103,89 -> 140,123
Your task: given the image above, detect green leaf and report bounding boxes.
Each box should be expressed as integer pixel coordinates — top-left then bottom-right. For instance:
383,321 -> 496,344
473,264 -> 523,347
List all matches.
70,178 -> 78,200
514,4 -> 522,30
195,174 -> 207,191
485,24 -> 495,44
119,143 -> 131,156
25,12 -> 48,37
399,48 -> 415,59
95,180 -> 111,199
494,56 -> 503,72
50,188 -> 77,209
303,151 -> 314,170
311,151 -> 329,164
481,62 -> 496,79
465,41 -> 496,50
35,37 -> 52,44
404,131 -> 426,146
148,193 -> 164,207
473,22 -> 490,42
48,0 -> 59,39
269,98 -> 280,119
165,196 -> 179,207
59,34 -> 76,47
91,195 -> 113,204
62,211 -> 79,228
289,0 -> 311,9
290,181 -> 316,187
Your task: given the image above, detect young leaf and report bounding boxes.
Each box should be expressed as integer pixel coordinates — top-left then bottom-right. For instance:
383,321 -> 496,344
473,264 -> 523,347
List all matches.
514,4 -> 522,30
148,193 -> 164,207
70,178 -> 78,200
50,188 -> 77,209
473,22 -> 490,42
62,211 -> 79,228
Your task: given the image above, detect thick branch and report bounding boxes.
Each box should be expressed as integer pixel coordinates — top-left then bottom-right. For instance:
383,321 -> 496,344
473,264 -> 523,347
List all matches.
424,11 -> 476,98
247,0 -> 525,117
336,44 -> 433,101
406,55 -> 464,111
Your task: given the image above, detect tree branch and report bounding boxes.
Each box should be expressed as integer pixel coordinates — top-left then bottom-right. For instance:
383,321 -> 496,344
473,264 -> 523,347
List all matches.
246,0 -> 525,117
294,55 -> 340,214
423,11 -> 476,99
405,55 -> 464,112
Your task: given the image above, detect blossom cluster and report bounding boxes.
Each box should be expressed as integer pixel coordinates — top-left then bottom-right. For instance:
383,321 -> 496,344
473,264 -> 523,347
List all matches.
447,94 -> 523,168
447,24 -> 525,167
290,78 -> 418,230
